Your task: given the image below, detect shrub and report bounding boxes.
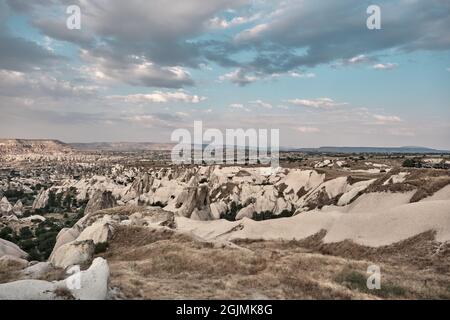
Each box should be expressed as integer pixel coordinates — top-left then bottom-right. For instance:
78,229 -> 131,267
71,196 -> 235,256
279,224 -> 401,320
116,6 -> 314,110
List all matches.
19,239 -> 35,251
28,248 -> 42,261
94,242 -> 109,254
402,158 -> 416,167
151,201 -> 166,208
402,158 -> 422,168
0,226 -> 14,238
3,189 -> 25,202
19,227 -> 33,239
220,202 -> 243,221
0,227 -> 16,242
335,267 -> 407,298
253,209 -> 294,221
65,212 -> 84,228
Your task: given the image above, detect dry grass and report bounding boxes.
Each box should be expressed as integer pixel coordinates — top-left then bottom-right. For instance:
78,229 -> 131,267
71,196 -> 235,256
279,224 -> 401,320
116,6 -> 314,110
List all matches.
408,175 -> 450,202
364,168 -> 450,202
0,265 -> 21,284
0,262 -> 66,284
100,226 -> 450,300
54,287 -> 75,300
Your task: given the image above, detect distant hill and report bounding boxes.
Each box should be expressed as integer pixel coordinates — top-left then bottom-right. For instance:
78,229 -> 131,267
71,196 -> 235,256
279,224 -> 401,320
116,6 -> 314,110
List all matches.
0,139 -> 73,154
285,146 -> 450,154
70,142 -> 176,152
2,139 -> 448,155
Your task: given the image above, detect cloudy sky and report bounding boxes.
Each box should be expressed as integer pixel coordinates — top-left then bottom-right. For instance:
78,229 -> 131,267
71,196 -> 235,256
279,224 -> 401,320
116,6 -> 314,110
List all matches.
0,0 -> 449,148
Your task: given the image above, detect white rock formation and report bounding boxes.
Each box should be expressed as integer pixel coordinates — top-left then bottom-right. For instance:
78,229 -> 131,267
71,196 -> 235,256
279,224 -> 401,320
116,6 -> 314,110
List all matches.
0,197 -> 13,215
210,201 -> 227,220
12,200 -> 24,216
21,215 -> 46,222
0,258 -> 110,300
0,254 -> 29,269
176,195 -> 450,247
383,172 -> 409,185
0,238 -> 28,259
66,257 -> 110,300
22,262 -> 53,279
77,216 -> 114,244
84,190 -> 117,215
50,240 -> 95,269
0,279 -> 57,300
32,189 -> 49,210
236,204 -> 255,220
49,228 -> 81,260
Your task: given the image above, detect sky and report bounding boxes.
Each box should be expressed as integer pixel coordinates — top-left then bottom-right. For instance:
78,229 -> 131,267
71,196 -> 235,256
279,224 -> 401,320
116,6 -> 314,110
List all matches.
0,0 -> 449,149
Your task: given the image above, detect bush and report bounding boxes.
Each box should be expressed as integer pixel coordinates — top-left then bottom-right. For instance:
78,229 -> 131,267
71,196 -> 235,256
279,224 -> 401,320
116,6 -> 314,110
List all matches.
0,227 -> 16,242
65,212 -> 84,228
19,239 -> 35,251
0,226 -> 13,238
3,189 -> 25,202
94,242 -> 109,254
28,248 -> 41,261
220,202 -> 243,221
19,227 -> 33,239
402,158 -> 422,168
402,158 -> 416,167
13,220 -> 64,261
151,201 -> 166,208
335,267 -> 407,298
253,209 -> 294,221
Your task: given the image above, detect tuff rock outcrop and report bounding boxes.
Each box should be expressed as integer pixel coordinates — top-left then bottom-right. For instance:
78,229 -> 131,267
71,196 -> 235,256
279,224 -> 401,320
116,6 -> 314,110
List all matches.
12,200 -> 24,216
0,197 -> 13,215
0,238 -> 28,259
0,257 -> 109,300
84,190 -> 117,215
50,240 -> 95,269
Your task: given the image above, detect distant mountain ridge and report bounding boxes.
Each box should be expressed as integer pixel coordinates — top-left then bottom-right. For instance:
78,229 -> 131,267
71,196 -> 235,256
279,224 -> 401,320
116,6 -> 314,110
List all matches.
1,139 -> 448,154
70,142 -> 176,151
285,146 -> 450,154
0,139 -> 73,154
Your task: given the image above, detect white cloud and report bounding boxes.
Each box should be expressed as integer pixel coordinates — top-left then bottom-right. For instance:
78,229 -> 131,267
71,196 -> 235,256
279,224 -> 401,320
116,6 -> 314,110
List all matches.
348,54 -> 369,64
387,128 -> 415,137
333,54 -> 374,68
208,14 -> 260,29
249,100 -> 273,109
296,126 -> 320,133
288,71 -> 316,78
234,23 -> 269,42
286,98 -> 347,109
229,103 -> 250,112
219,68 -> 260,86
109,90 -> 206,104
127,115 -> 156,127
220,68 -> 315,86
373,63 -> 398,70
0,69 -> 97,99
373,114 -> 403,123
80,50 -> 194,88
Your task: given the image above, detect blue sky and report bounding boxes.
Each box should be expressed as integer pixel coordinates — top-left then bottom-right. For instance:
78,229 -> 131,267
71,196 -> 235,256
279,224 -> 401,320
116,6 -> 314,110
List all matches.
0,0 -> 449,148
